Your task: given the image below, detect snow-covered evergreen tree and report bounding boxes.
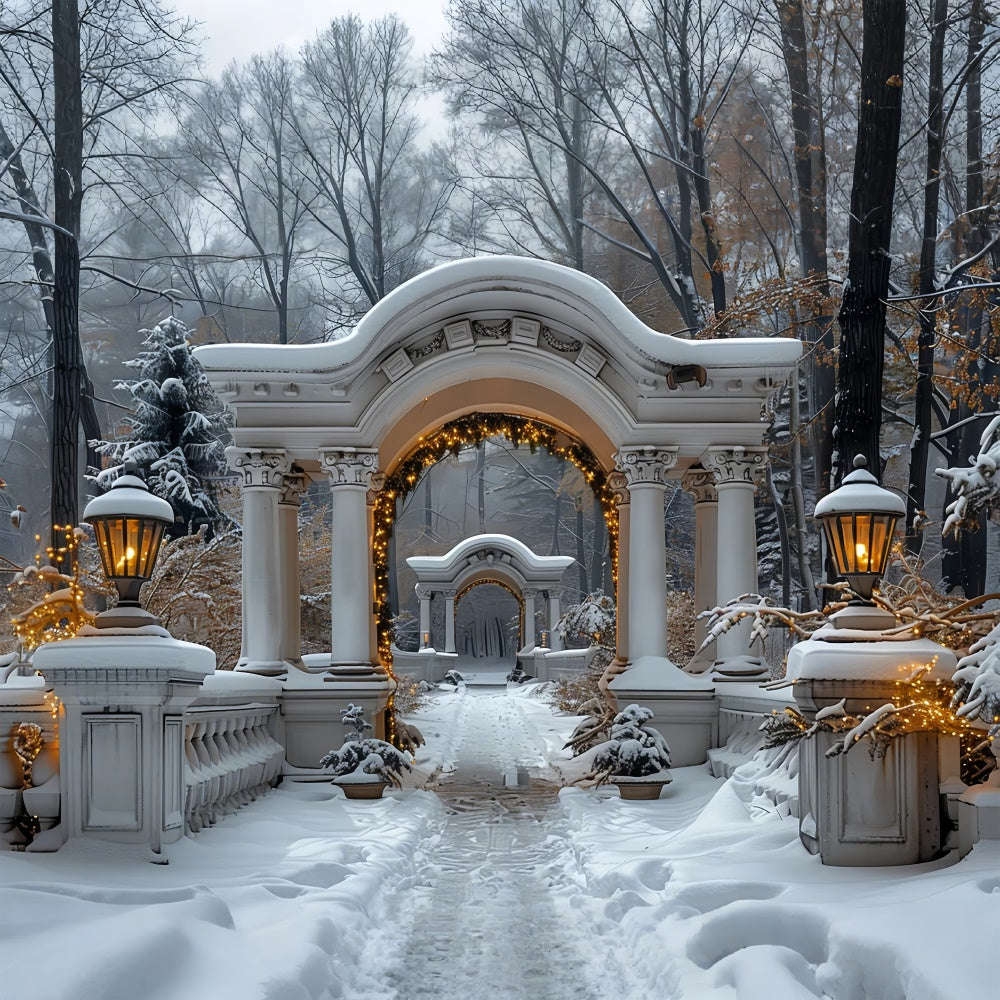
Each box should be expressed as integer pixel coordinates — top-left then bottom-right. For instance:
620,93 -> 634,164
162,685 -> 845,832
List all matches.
90,317 -> 233,540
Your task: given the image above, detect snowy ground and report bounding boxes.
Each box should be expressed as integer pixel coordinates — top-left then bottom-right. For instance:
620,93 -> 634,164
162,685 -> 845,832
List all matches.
2,671 -> 999,999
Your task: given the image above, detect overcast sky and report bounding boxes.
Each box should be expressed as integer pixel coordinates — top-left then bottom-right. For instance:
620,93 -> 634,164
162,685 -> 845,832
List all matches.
169,0 -> 450,76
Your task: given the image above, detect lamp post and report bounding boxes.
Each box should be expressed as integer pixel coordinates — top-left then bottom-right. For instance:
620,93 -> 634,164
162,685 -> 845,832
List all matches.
33,467 -> 215,853
83,468 -> 174,629
785,455 -> 958,865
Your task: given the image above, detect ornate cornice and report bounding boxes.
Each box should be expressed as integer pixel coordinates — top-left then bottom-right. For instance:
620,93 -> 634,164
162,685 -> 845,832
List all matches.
681,467 -> 718,504
704,447 -> 768,487
615,446 -> 678,487
226,447 -> 291,489
319,448 -> 380,489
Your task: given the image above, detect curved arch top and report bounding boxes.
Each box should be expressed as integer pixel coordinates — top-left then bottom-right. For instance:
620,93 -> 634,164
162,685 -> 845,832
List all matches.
196,255 -> 801,377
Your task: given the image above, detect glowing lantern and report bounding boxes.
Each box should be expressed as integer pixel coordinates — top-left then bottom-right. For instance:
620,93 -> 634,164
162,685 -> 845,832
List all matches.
813,455 -> 905,601
83,468 -> 174,627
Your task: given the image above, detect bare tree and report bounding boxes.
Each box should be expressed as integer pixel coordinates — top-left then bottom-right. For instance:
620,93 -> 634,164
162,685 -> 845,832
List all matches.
292,15 -> 455,323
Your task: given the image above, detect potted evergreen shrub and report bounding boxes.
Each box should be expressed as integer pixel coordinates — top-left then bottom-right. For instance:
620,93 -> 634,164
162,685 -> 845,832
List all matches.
586,704 -> 672,800
320,705 -> 412,799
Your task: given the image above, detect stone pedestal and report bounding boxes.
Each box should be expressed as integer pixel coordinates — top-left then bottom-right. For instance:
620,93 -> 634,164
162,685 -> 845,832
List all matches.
789,633 -> 956,866
33,634 -> 214,855
281,667 -> 395,773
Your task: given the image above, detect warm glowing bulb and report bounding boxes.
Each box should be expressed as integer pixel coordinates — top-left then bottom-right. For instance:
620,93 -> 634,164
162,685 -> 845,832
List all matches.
855,542 -> 869,570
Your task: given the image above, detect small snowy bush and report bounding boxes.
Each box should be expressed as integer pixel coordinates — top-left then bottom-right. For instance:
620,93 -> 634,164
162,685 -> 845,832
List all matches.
320,705 -> 412,787
587,704 -> 672,783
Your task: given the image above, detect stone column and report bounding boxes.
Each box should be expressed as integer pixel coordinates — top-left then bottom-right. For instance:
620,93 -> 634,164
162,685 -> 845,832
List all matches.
705,447 -> 768,674
416,585 -> 433,647
227,447 -> 292,675
616,446 -> 678,661
278,470 -> 307,670
320,448 -> 379,673
546,591 -> 563,650
607,470 -> 630,667
521,588 -> 538,649
442,589 -> 457,654
682,467 -> 719,673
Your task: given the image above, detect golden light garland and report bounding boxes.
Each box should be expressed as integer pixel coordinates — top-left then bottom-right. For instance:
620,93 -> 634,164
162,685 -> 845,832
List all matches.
9,525 -> 94,652
763,661 -> 990,765
372,414 -> 619,744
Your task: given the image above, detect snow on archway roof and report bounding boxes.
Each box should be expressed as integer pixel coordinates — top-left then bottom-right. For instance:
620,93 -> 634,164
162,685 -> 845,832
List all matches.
406,533 -> 574,585
194,255 -> 802,377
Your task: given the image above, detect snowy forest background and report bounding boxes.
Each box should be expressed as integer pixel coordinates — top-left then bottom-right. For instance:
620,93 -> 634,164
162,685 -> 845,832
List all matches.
0,0 -> 998,663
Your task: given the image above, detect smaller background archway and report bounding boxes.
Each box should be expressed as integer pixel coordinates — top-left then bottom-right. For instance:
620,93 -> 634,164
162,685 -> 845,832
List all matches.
407,534 -> 575,655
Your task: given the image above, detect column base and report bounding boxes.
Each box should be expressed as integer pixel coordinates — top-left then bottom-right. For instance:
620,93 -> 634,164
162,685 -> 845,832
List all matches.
712,655 -> 768,679
235,660 -> 288,677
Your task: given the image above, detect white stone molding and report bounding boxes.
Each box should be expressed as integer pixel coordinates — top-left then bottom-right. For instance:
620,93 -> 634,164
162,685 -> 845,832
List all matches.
226,447 -> 291,489
682,467 -> 718,504
704,447 -> 768,488
319,448 -> 380,488
616,446 -> 679,486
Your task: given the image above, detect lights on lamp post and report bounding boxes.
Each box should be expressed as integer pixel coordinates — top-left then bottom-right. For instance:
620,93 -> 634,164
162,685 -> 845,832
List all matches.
83,467 -> 174,629
813,455 -> 904,625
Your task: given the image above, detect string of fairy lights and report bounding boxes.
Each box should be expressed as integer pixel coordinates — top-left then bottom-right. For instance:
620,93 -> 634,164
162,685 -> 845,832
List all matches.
372,413 -> 620,744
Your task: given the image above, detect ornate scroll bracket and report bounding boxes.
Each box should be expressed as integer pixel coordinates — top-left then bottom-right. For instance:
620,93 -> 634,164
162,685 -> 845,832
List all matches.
704,447 -> 768,488
681,467 -> 718,504
615,446 -> 679,487
319,448 -> 380,489
226,447 -> 292,489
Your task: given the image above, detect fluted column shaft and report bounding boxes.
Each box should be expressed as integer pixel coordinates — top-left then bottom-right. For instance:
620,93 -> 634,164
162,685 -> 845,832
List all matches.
705,447 -> 767,671
616,447 -> 678,661
320,448 -> 379,672
682,468 -> 719,671
227,447 -> 292,675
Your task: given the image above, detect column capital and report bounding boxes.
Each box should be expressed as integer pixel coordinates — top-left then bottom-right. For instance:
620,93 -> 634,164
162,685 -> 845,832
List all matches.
415,584 -> 434,601
279,469 -> 308,506
319,448 -> 380,489
704,447 -> 768,488
439,588 -> 457,600
226,447 -> 292,489
521,587 -> 540,599
682,466 -> 718,504
615,446 -> 678,486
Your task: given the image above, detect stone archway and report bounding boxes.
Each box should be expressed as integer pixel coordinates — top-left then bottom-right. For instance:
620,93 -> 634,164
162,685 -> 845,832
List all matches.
196,255 -> 801,764
406,532 -> 575,656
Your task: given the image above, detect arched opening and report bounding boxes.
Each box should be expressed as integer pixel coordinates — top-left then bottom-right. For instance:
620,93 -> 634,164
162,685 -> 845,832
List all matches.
373,413 -> 619,670
455,580 -> 521,662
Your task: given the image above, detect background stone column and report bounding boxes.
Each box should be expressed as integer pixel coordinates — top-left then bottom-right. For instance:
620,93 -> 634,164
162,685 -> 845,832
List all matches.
705,447 -> 768,674
682,467 -> 719,673
320,448 -> 379,673
546,591 -> 563,650
416,585 -> 433,646
442,589 -> 457,654
521,588 -> 538,649
227,447 -> 291,675
278,470 -> 307,670
616,447 -> 678,661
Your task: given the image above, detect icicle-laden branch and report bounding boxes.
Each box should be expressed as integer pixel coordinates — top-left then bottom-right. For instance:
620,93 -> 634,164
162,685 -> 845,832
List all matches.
935,414 -> 1000,535
696,593 -> 840,654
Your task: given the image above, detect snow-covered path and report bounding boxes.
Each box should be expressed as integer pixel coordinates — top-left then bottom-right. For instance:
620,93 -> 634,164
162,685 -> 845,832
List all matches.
376,685 -> 598,1000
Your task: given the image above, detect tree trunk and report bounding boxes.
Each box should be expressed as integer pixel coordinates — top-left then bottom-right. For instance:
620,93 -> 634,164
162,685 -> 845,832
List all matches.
775,0 -> 834,497
834,0 -> 905,482
50,0 -> 84,546
905,0 -> 948,555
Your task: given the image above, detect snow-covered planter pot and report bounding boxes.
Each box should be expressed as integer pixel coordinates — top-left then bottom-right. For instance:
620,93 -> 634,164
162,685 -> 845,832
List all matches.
586,704 -> 672,800
320,705 -> 412,800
